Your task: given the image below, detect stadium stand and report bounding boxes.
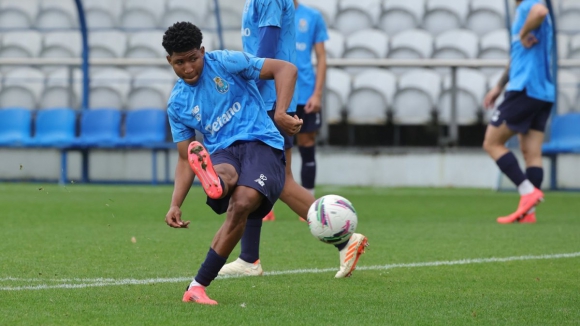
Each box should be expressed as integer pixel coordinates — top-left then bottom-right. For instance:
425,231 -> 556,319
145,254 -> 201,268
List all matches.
347,68 -> 396,124
27,108 -> 77,147
466,0 -> 505,36
0,108 -> 32,146
392,69 -> 441,125
0,67 -> 44,110
300,0 -> 338,26
388,29 -> 434,59
325,68 -> 352,125
41,31 -> 82,59
423,0 -> 469,36
83,0 -> 122,29
334,0 -> 381,36
344,29 -> 389,59
0,0 -> 38,29
89,68 -> 131,109
128,68 -> 176,111
89,31 -> 128,58
558,0 -> 580,34
0,31 -> 42,60
37,0 -> 79,29
433,29 -> 479,60
163,0 -> 211,31
120,109 -> 168,147
120,0 -> 165,29
557,70 -> 579,114
324,29 -> 345,58
42,68 -> 82,109
379,0 -> 425,36
438,68 -> 487,125
73,108 -> 122,147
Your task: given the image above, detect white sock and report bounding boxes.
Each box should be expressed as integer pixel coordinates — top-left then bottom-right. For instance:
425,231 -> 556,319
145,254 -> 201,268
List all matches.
527,207 -> 536,214
306,188 -> 315,196
189,279 -> 203,289
517,180 -> 535,196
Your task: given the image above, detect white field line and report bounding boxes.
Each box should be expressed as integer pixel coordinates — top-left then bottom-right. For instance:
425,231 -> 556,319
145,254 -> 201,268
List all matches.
1,252 -> 579,291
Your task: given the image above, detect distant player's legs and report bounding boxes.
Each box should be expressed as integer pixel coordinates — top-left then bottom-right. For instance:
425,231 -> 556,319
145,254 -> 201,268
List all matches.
517,129 -> 545,223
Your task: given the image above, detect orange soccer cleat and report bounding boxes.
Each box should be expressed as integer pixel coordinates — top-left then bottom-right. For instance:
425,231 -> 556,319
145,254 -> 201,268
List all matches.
262,210 -> 276,221
497,188 -> 544,224
182,285 -> 218,305
188,141 -> 223,200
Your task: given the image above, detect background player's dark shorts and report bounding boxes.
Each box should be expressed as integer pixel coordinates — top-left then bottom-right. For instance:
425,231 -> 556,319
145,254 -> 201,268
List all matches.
296,104 -> 322,133
491,90 -> 553,133
205,141 -> 286,219
267,108 -> 294,150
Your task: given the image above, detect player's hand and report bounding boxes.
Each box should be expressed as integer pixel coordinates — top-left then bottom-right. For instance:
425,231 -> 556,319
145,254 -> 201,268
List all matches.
304,95 -> 322,114
274,112 -> 303,136
165,205 -> 190,228
520,33 -> 538,48
483,86 -> 502,109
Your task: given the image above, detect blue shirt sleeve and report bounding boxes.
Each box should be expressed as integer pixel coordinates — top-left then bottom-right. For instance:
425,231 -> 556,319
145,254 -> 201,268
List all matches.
314,12 -> 329,44
256,0 -> 283,27
220,50 -> 265,81
167,102 -> 195,142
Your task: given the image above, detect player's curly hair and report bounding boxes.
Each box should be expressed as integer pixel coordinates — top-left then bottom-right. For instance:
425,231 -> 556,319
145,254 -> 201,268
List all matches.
162,22 -> 203,55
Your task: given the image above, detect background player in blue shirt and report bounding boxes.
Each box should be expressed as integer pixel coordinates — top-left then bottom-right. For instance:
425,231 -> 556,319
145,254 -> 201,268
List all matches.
220,0 -> 368,280
162,22 -> 302,305
482,0 -> 553,224
294,0 -> 328,201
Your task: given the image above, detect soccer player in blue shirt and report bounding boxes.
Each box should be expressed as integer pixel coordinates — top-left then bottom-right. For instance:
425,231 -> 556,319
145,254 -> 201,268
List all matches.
294,0 -> 328,201
162,22 -> 302,305
482,0 -> 553,224
219,0 -> 368,279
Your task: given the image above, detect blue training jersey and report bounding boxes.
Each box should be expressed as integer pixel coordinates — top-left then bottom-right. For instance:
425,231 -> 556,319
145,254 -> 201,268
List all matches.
242,0 -> 298,112
507,0 -> 555,103
295,3 -> 328,105
167,50 -> 284,154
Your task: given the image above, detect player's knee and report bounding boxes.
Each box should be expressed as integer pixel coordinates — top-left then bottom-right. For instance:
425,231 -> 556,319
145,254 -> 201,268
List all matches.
227,197 -> 258,219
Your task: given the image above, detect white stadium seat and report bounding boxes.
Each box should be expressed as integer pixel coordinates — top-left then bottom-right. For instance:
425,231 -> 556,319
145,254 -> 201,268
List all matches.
325,29 -> 346,58
222,30 -> 244,51
424,0 -> 469,36
557,70 -> 579,114
569,34 -> 580,59
433,29 -> 479,59
126,31 -> 166,58
558,0 -> 580,33
558,34 -> 570,60
344,29 -> 389,59
325,68 -> 352,124
207,0 -> 245,30
347,69 -> 396,125
438,68 -> 487,125
0,67 -> 45,109
467,0 -> 506,36
128,68 -> 176,110
41,32 -> 82,58
479,29 -> 509,59
393,69 -> 441,125
36,0 -> 78,29
42,68 -> 82,109
0,0 -> 39,29
84,0 -> 122,29
0,31 -> 42,58
379,0 -> 424,36
120,0 -> 165,29
89,68 -> 132,109
334,0 -> 381,36
300,0 -> 338,27
202,32 -> 217,52
163,0 -> 211,30
89,31 -> 128,58
388,29 -> 433,59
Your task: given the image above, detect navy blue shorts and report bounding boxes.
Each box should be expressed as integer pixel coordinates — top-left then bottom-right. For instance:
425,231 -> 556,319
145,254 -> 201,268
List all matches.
296,105 -> 322,133
267,108 -> 294,150
490,90 -> 553,133
206,141 -> 286,219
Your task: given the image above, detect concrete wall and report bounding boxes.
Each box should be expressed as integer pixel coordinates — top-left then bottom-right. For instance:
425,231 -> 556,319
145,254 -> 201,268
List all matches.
1,147 -> 578,189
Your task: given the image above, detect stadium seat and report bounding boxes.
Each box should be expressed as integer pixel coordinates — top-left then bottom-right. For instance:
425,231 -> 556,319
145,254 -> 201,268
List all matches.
0,31 -> 42,59
379,0 -> 424,36
466,0 -> 505,36
120,109 -> 168,147
84,0 -> 122,29
128,68 -> 176,110
163,0 -> 210,29
126,31 -> 166,59
557,70 -> 579,114
393,69 -> 441,125
479,29 -> 509,59
325,68 -> 352,124
433,29 -> 479,59
388,29 -> 434,59
223,30 -> 244,51
42,68 -> 82,109
558,34 -> 570,60
344,29 -> 389,59
73,109 -> 122,147
0,67 -> 44,109
558,0 -> 580,33
89,31 -> 128,58
347,69 -> 396,125
0,108 -> 32,146
120,0 -> 165,29
334,0 -> 381,36
36,0 -> 78,29
41,31 -> 82,58
26,108 -> 76,147
300,0 -> 338,27
325,29 -> 345,58
207,0 -> 244,30
424,0 -> 469,36
89,68 -> 131,109
569,34 -> 580,59
201,32 -> 217,52
438,68 -> 487,125
0,0 -> 39,29
542,113 -> 580,154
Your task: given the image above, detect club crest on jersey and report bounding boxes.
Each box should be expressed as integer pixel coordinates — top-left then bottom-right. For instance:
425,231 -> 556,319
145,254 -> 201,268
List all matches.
214,77 -> 229,94
298,19 -> 308,32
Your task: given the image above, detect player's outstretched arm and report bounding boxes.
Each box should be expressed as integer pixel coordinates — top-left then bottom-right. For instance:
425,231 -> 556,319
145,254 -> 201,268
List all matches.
166,138 -> 195,228
520,4 -> 549,48
259,59 -> 303,135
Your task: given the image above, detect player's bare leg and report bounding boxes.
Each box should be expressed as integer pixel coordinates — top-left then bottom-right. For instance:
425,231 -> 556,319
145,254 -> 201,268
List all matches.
483,124 -> 543,223
279,148 -> 316,217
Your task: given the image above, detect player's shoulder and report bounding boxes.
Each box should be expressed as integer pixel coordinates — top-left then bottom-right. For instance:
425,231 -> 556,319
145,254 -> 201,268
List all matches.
167,79 -> 190,109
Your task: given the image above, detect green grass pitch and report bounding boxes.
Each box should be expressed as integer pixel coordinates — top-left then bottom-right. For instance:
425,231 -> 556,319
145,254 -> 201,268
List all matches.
0,183 -> 579,325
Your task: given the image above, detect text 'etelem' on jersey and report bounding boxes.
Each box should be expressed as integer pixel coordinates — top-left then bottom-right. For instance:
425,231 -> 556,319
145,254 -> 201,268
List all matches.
167,50 -> 285,154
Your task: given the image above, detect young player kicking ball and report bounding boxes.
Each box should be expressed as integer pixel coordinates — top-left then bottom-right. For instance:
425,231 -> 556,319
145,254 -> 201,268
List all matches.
162,22 -> 302,305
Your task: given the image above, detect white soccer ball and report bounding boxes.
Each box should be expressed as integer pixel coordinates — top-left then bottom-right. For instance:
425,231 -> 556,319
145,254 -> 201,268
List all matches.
307,195 -> 358,245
